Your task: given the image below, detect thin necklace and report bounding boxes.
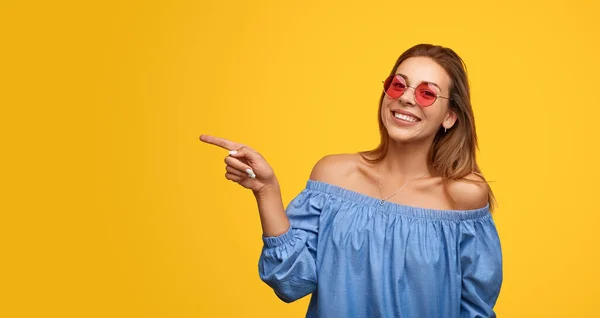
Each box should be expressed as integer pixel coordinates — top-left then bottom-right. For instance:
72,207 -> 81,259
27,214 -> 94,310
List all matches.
376,164 -> 429,206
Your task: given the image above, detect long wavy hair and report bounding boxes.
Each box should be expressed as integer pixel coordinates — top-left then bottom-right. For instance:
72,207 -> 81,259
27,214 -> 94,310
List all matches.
359,44 -> 496,211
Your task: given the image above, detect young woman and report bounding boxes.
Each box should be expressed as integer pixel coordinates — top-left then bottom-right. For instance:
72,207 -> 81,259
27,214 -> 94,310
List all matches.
200,43 -> 502,317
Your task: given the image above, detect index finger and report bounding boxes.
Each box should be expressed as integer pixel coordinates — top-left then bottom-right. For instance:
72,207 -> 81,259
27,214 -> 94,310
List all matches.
199,134 -> 242,151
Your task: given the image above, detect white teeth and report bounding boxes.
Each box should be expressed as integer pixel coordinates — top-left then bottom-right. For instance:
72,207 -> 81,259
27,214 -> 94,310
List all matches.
394,112 -> 419,122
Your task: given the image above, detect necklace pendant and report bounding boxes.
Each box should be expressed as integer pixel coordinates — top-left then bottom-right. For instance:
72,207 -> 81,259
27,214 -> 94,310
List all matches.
379,199 -> 385,206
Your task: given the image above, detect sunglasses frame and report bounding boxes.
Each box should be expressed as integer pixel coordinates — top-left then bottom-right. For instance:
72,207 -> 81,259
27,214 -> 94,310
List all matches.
382,75 -> 452,107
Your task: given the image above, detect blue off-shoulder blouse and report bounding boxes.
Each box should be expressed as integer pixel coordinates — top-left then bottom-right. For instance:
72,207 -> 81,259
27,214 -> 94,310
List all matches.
259,180 -> 502,318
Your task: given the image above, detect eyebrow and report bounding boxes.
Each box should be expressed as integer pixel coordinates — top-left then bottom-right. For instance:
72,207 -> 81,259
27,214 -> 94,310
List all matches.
396,73 -> 443,92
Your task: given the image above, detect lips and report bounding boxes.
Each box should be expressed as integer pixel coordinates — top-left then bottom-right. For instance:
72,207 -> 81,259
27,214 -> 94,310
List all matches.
391,109 -> 421,122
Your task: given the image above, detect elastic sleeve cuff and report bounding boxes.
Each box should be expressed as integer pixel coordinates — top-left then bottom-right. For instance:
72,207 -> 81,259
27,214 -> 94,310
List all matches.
262,227 -> 293,248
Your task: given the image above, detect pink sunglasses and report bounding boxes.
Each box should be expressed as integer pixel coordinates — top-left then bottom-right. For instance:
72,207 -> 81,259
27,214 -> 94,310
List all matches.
383,75 -> 452,107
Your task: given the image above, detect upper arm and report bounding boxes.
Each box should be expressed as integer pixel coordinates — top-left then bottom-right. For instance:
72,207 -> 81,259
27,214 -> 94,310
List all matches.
459,216 -> 503,317
446,173 -> 489,210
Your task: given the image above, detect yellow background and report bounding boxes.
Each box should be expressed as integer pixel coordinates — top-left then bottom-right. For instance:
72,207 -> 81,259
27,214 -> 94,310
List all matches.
2,0 -> 599,317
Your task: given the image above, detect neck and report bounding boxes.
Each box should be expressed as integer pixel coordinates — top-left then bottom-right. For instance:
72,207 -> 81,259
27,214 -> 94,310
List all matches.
379,139 -> 432,181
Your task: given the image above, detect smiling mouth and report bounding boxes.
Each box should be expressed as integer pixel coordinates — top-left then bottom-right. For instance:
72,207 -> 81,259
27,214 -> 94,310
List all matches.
392,111 -> 421,123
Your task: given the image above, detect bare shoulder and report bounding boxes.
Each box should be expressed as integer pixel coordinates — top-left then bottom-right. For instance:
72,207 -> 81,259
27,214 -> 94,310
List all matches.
446,173 -> 490,210
309,153 -> 362,185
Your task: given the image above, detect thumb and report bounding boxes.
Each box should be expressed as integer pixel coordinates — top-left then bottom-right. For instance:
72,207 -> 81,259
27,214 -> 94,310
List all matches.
228,146 -> 260,162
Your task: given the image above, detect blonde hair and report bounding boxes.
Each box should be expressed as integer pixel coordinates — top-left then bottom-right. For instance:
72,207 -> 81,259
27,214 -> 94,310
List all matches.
360,44 -> 496,211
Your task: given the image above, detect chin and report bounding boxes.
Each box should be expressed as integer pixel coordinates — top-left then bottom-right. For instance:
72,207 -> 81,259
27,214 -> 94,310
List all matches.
385,122 -> 436,144
387,129 -> 420,143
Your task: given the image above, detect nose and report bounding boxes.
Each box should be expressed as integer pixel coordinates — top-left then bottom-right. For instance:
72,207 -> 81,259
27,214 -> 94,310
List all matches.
399,86 -> 417,106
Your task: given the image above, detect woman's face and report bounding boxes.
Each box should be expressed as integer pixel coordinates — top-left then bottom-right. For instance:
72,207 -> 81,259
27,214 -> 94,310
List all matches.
381,56 -> 457,143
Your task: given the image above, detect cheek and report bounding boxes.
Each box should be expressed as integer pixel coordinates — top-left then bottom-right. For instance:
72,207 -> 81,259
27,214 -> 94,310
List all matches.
380,106 -> 389,123
380,102 -> 391,117
421,107 -> 446,122
381,98 -> 398,115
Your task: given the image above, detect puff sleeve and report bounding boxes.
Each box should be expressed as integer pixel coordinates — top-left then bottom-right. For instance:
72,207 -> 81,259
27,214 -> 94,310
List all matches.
258,189 -> 325,303
459,215 -> 503,318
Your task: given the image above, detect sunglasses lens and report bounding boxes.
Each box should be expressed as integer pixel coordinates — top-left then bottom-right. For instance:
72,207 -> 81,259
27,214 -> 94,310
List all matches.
383,75 -> 406,99
415,83 -> 438,107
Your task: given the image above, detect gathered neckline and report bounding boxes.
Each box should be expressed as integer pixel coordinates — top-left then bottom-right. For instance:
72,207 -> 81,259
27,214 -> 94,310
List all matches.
305,179 -> 491,221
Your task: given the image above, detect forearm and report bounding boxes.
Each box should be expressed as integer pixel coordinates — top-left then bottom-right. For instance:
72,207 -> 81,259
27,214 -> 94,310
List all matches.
254,179 -> 290,237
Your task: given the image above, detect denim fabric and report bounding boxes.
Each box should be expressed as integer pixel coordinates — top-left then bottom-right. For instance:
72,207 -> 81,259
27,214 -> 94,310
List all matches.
259,180 -> 502,318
